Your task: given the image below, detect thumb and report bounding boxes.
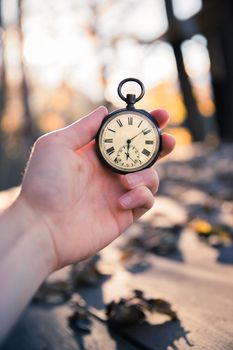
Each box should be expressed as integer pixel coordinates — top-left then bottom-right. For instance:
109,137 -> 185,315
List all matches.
57,106 -> 108,150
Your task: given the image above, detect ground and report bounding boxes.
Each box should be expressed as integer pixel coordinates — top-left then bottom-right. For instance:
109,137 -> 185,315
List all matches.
1,143 -> 233,350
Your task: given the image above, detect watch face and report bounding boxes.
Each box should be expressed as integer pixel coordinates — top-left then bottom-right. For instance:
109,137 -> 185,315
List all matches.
96,110 -> 161,173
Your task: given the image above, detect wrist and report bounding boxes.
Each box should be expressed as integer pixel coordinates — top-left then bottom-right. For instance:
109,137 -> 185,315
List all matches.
7,195 -> 57,275
0,195 -> 57,340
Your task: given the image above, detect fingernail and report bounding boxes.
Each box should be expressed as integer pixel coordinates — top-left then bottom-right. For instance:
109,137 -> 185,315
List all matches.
97,105 -> 108,114
119,193 -> 133,209
126,173 -> 143,187
168,134 -> 176,142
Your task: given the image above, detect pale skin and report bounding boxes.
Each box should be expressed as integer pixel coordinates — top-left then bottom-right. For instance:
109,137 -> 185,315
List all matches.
0,106 -> 175,342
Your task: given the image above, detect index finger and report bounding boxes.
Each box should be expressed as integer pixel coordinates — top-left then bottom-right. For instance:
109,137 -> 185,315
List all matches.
150,109 -> 170,129
150,109 -> 175,159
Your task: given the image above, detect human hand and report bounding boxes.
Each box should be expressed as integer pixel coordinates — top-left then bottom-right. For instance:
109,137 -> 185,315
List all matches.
19,107 -> 175,270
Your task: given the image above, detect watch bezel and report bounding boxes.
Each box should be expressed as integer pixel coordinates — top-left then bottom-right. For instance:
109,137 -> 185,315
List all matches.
95,107 -> 162,175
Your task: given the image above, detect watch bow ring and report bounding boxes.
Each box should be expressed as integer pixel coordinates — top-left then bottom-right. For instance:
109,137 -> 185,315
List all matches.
96,78 -> 162,174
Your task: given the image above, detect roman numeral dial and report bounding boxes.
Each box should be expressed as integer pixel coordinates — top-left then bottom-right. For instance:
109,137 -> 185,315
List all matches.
106,146 -> 115,156
97,110 -> 161,174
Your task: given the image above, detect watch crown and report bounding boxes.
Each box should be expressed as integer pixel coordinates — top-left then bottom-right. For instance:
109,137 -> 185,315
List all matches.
126,94 -> 136,109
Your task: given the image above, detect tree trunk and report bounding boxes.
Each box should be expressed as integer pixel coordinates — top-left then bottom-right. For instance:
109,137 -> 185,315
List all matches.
208,22 -> 233,141
17,0 -> 36,151
0,0 -> 7,163
164,0 -> 205,141
173,41 -> 205,141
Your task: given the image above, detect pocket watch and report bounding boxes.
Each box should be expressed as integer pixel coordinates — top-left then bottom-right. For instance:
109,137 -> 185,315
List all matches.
96,78 -> 161,174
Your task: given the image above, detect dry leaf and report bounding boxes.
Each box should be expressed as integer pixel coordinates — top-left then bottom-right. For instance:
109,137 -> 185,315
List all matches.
33,281 -> 73,304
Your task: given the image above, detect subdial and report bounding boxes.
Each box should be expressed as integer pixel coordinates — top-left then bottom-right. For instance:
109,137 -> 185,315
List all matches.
115,145 -> 141,168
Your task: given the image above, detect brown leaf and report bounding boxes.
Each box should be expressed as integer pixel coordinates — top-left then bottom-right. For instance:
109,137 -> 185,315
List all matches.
105,290 -> 178,326
33,281 -> 73,304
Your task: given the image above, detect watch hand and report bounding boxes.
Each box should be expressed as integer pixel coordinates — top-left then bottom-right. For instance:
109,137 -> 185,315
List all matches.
127,128 -> 147,143
128,155 -> 136,163
127,140 -> 131,153
123,140 -> 131,160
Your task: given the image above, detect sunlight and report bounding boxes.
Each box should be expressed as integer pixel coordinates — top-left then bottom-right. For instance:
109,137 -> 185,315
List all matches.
99,0 -> 168,40
24,33 -> 58,66
1,0 -> 215,146
105,41 -> 178,105
124,0 -> 168,40
181,35 -> 210,79
23,25 -> 93,67
142,42 -> 177,87
181,35 -> 215,117
21,0 -> 170,99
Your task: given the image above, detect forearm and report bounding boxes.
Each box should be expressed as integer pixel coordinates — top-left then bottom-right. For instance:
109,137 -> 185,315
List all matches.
0,196 -> 55,342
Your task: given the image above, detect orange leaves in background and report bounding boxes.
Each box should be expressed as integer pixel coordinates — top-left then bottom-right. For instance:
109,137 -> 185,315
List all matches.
37,112 -> 65,133
138,81 -> 187,126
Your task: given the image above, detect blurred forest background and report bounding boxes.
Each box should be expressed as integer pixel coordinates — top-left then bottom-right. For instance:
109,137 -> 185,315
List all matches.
1,2 -> 233,348
0,0 -> 233,190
